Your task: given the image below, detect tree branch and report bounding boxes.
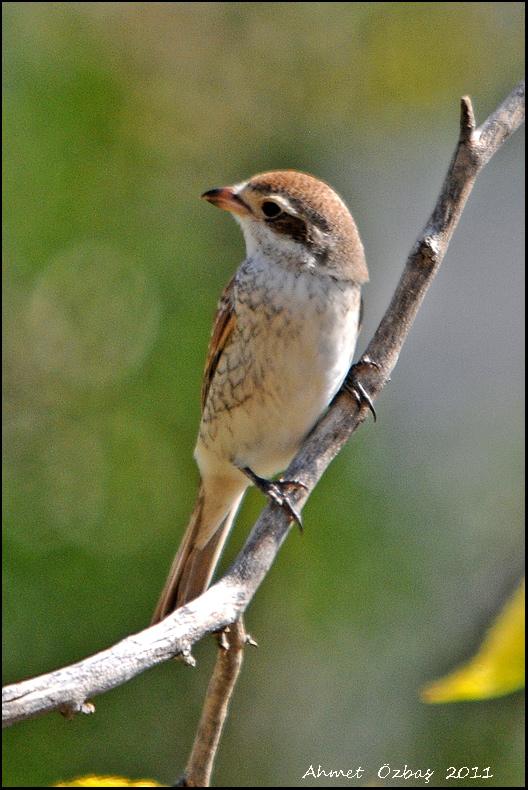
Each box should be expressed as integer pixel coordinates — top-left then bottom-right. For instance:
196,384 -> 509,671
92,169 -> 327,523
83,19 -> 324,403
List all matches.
179,618 -> 249,787
3,80 -> 524,741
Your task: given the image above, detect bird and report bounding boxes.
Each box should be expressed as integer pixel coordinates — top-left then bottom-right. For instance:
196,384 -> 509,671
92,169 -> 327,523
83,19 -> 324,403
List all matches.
152,170 -> 369,623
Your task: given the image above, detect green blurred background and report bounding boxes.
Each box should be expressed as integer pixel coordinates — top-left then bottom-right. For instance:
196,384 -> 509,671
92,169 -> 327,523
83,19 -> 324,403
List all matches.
3,3 -> 524,787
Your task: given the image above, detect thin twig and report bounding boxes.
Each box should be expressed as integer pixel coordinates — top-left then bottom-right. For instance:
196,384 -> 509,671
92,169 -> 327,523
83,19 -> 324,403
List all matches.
177,618 -> 248,787
2,80 -> 524,740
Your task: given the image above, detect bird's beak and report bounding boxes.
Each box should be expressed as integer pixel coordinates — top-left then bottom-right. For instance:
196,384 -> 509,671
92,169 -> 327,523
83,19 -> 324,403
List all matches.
202,187 -> 251,216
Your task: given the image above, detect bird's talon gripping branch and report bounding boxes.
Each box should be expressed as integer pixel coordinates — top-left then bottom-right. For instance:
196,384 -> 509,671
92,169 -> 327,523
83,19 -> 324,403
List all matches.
344,357 -> 378,421
345,378 -> 377,421
240,467 -> 304,530
278,477 -> 308,492
359,354 -> 380,371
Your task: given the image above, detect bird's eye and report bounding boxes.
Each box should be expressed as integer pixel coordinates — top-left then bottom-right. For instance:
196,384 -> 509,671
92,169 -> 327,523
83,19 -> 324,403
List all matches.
261,200 -> 282,218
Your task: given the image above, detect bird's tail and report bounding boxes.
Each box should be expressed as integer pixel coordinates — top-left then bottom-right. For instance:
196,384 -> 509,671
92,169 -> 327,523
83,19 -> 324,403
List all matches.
152,480 -> 245,623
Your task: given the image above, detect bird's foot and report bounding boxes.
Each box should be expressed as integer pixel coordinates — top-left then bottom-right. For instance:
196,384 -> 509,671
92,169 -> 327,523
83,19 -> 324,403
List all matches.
239,466 -> 306,530
343,354 -> 379,421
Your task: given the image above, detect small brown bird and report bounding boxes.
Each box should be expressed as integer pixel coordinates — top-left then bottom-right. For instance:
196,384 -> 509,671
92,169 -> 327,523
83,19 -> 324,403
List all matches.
152,170 -> 369,623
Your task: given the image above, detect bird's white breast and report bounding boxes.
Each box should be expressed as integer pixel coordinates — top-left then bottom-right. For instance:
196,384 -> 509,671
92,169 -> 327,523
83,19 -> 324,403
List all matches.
196,256 -> 361,480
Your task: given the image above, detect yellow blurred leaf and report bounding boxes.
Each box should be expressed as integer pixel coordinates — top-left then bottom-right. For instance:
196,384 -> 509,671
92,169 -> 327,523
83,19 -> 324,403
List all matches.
422,579 -> 525,703
54,777 -> 165,787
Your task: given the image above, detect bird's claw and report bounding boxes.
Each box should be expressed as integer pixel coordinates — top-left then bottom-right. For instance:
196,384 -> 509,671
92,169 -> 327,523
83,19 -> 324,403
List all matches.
344,355 -> 379,421
240,467 -> 305,530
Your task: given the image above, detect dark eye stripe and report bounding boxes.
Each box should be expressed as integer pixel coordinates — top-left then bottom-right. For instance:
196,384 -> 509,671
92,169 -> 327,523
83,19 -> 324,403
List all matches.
269,213 -> 310,244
